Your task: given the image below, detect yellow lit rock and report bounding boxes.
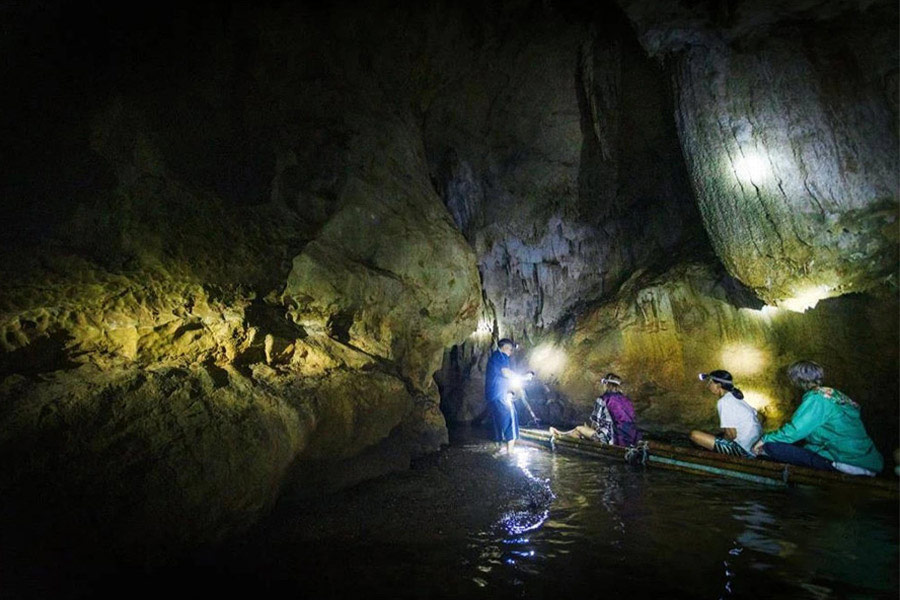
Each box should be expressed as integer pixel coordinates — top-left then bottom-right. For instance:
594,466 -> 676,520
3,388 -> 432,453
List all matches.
0,87 -> 482,555
528,343 -> 567,380
778,285 -> 833,313
558,263 -> 898,441
719,343 -> 769,376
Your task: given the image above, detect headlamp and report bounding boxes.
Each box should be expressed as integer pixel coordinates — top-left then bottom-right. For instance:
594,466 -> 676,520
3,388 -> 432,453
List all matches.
699,373 -> 731,385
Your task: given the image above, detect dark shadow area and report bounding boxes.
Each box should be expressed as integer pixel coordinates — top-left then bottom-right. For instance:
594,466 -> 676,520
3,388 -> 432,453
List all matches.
0,330 -> 79,378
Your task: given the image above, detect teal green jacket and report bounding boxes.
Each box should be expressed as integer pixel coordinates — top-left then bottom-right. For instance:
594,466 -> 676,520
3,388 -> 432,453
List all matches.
762,387 -> 883,473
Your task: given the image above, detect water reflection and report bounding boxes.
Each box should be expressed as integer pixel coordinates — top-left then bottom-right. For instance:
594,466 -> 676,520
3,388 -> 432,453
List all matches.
497,508 -> 550,536
500,447 -> 554,537
733,500 -> 790,557
470,447 -> 557,587
465,442 -> 896,598
720,540 -> 744,599
598,470 -> 628,549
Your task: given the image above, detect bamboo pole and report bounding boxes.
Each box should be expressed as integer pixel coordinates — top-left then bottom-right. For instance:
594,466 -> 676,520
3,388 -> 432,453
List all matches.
519,428 -> 898,497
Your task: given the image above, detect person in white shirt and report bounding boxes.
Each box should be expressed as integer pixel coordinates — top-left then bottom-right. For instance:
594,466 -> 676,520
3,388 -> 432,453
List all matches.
689,370 -> 761,458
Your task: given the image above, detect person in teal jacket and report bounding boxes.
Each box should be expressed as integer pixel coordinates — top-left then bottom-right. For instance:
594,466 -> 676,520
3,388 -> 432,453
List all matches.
752,360 -> 883,475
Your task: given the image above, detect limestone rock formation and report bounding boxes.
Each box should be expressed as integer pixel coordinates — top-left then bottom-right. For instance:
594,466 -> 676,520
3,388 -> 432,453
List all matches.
0,1 -> 482,555
554,263 -> 898,457
428,5 -> 710,423
618,0 -> 899,306
425,6 -> 707,341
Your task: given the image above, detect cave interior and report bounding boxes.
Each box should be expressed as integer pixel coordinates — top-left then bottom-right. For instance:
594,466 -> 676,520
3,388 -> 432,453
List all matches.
0,0 -> 897,594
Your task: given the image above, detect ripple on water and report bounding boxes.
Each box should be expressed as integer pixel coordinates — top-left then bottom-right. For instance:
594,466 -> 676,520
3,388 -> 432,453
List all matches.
463,444 -> 898,600
67,439 -> 896,600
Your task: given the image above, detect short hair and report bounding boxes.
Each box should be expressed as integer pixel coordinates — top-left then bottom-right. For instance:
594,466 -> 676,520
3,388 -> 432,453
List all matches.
497,338 -> 514,349
787,360 -> 824,390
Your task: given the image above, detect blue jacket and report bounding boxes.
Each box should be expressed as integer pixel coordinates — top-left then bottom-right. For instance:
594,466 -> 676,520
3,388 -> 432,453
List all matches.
484,350 -> 510,403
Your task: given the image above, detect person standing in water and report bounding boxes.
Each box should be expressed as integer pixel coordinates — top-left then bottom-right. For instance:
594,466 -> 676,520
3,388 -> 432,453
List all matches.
550,373 -> 640,446
690,370 -> 761,458
484,338 -> 522,456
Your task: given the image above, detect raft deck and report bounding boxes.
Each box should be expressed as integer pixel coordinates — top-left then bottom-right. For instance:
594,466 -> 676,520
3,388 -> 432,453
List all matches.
518,428 -> 899,498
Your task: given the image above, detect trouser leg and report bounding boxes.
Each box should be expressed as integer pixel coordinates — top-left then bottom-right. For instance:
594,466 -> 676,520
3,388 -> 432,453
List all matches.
487,401 -> 502,442
762,442 -> 836,471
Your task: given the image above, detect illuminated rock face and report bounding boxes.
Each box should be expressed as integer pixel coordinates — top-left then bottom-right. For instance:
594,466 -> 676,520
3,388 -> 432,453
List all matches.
429,9 -> 708,421
436,2 -> 898,436
618,0 -> 899,306
556,263 -> 898,457
426,12 -> 705,340
0,4 -> 481,553
674,38 -> 897,305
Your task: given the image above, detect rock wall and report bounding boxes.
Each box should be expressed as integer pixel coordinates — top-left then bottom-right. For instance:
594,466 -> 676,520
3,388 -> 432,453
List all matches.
425,6 -> 706,340
552,263 -> 898,461
0,1 -> 481,556
619,0 -> 899,306
429,4 -> 709,421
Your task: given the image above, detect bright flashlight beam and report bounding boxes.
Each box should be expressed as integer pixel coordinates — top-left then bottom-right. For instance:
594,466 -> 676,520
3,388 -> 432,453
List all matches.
733,154 -> 768,183
528,344 -> 567,379
719,343 -> 768,376
779,285 -> 831,313
508,371 -> 535,385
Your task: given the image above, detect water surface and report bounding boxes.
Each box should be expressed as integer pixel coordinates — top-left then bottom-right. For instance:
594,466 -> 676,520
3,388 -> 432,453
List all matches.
32,429 -> 899,600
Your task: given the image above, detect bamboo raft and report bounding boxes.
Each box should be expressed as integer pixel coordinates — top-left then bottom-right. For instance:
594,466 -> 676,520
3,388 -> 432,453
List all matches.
518,428 -> 899,498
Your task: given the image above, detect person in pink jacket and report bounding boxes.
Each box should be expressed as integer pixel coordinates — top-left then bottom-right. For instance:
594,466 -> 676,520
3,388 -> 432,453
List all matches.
600,373 -> 641,446
550,373 -> 641,446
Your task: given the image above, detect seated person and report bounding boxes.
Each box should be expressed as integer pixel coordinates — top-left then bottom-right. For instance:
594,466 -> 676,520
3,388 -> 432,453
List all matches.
752,360 -> 883,475
690,370 -> 761,458
550,373 -> 640,446
601,373 -> 641,446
